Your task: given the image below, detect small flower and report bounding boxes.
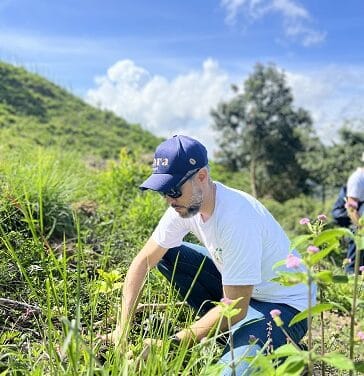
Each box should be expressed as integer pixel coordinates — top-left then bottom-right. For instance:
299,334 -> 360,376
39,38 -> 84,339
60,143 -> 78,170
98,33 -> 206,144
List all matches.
345,201 -> 358,209
286,254 -> 302,268
249,335 -> 257,344
317,214 -> 327,222
343,258 -> 352,267
270,309 -> 283,327
270,309 -> 281,319
359,266 -> 364,273
357,331 -> 364,341
220,297 -> 233,305
299,218 -> 310,225
307,245 -> 320,254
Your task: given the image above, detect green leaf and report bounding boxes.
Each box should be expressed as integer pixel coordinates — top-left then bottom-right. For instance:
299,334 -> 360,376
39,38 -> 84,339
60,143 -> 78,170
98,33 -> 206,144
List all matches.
313,228 -> 353,248
308,243 -> 336,264
320,352 -> 354,370
266,344 -> 301,359
328,301 -> 350,315
271,272 -> 307,286
272,259 -> 286,270
290,235 -> 313,252
332,275 -> 349,283
276,356 -> 305,376
289,303 -> 333,326
355,234 -> 364,250
354,360 -> 364,373
314,270 -> 333,283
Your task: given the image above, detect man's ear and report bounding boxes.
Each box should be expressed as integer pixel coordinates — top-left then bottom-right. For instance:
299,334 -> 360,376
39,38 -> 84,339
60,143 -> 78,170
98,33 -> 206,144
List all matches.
196,167 -> 208,183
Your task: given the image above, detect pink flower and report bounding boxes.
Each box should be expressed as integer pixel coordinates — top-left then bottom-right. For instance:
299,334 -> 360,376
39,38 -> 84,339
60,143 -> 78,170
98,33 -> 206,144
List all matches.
270,309 -> 281,319
248,335 -> 257,344
286,254 -> 301,268
307,245 -> 320,254
357,331 -> 364,341
359,266 -> 364,273
317,214 -> 327,221
270,309 -> 283,327
345,201 -> 358,209
220,297 -> 233,305
299,218 -> 310,225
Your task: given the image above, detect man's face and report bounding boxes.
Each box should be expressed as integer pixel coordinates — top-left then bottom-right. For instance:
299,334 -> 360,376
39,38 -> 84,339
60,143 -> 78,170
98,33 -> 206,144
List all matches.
165,177 -> 203,218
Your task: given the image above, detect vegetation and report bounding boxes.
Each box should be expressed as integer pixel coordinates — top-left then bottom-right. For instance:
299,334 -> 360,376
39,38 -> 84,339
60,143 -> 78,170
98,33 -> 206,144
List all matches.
211,63 -> 364,203
211,63 -> 316,201
0,61 -> 363,375
0,61 -> 162,159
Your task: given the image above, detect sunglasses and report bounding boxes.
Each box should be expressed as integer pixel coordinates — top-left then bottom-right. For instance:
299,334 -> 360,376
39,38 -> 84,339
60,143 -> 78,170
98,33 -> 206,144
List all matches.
160,168 -> 201,199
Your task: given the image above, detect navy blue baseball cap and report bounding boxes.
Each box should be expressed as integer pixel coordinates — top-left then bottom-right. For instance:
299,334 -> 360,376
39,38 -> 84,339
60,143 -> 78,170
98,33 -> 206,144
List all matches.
139,135 -> 208,193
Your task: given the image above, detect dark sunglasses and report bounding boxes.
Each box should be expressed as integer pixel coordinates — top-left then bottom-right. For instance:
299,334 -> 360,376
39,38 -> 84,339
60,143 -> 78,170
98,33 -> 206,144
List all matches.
160,168 -> 201,199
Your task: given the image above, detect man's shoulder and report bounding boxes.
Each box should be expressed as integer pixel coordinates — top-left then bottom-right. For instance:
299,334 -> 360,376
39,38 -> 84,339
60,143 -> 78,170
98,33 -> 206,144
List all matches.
215,182 -> 268,220
348,168 -> 364,185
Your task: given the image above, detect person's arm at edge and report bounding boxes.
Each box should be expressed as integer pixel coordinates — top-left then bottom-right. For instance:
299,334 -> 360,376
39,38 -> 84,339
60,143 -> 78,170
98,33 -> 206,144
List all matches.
346,196 -> 361,226
175,285 -> 253,345
115,237 -> 167,344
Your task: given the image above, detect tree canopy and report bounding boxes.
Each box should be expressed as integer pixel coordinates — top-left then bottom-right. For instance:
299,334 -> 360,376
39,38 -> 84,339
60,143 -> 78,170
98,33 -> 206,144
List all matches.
211,63 -> 318,202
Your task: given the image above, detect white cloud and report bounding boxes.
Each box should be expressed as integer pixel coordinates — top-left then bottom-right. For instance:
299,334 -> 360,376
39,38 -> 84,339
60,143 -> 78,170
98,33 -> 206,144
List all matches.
220,0 -> 326,46
272,0 -> 308,19
86,59 -> 364,155
86,59 -> 231,156
286,66 -> 364,142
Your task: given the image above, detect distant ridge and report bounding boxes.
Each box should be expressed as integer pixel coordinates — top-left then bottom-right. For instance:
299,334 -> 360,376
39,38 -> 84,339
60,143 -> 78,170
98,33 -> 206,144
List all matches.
0,61 -> 162,158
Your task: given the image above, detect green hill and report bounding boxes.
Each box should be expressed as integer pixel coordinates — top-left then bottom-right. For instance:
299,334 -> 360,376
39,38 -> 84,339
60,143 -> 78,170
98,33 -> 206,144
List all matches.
0,61 -> 162,158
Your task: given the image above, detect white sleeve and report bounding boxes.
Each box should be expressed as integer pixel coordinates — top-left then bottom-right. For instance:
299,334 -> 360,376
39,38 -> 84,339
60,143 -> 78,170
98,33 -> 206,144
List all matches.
220,219 -> 263,286
151,207 -> 190,249
347,171 -> 361,199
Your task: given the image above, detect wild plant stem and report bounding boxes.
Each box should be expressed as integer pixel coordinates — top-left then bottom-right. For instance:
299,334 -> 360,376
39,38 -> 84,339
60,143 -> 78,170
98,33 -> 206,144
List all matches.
227,316 -> 236,376
349,236 -> 362,376
307,271 -> 313,376
320,280 -> 325,376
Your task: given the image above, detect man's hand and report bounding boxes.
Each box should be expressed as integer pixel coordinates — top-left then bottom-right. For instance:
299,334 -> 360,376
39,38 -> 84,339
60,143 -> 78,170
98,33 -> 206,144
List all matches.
98,328 -> 128,350
140,338 -> 164,361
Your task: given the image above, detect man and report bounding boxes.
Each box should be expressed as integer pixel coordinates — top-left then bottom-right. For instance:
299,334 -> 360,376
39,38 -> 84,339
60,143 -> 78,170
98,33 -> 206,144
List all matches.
115,135 -> 314,375
344,152 -> 364,273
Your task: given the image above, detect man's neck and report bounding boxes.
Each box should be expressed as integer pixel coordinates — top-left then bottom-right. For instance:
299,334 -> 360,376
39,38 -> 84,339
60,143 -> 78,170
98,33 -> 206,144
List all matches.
199,182 -> 216,222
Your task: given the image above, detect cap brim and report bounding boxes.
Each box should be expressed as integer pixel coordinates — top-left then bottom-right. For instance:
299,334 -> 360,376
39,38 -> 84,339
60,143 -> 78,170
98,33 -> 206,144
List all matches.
139,173 -> 183,193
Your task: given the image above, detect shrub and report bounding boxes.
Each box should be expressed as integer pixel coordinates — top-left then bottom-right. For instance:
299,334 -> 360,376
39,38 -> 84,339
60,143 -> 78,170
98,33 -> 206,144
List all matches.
0,147 -> 87,241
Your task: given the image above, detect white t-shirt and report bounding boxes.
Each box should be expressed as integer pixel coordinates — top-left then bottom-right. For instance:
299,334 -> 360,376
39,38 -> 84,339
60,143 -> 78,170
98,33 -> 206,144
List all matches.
152,182 -> 315,312
347,168 -> 364,216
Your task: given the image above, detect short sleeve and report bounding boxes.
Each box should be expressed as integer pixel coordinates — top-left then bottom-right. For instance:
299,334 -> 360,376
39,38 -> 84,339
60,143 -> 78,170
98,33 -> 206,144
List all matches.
152,207 -> 190,249
220,219 -> 263,286
347,171 -> 364,200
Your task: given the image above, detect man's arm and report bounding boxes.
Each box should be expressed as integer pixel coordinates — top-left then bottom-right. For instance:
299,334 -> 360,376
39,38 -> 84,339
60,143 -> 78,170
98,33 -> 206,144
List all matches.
346,196 -> 361,226
116,237 -> 167,340
174,285 -> 253,344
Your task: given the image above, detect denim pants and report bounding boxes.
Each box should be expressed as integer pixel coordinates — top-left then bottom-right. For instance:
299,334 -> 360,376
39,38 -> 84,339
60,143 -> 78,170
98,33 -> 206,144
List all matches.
157,242 -> 308,375
346,238 -> 364,274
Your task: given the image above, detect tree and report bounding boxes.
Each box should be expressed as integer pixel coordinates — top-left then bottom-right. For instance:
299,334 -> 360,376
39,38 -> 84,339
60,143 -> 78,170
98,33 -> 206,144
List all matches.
211,63 -> 316,201
325,126 -> 364,187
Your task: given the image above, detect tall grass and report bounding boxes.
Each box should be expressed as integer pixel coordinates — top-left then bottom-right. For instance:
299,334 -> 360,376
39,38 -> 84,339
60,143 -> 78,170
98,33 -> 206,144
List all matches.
0,147 -> 363,375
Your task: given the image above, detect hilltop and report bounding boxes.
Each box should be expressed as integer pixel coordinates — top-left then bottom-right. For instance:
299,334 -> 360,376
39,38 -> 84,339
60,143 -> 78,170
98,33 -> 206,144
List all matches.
0,61 -> 162,158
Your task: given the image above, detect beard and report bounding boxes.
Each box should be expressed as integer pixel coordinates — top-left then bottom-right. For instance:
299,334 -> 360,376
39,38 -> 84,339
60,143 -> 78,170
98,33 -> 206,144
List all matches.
172,185 -> 203,218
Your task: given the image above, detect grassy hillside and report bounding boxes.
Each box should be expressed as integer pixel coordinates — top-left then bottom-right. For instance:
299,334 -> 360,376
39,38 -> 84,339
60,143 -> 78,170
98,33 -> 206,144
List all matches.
0,61 -> 162,158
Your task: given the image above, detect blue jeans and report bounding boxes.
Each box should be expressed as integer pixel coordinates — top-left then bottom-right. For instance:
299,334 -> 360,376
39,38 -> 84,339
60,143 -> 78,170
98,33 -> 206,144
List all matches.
346,238 -> 364,274
157,242 -> 308,375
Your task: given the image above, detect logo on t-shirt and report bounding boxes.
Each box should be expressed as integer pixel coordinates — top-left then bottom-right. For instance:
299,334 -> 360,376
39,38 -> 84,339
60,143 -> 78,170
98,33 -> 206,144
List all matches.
213,247 -> 223,265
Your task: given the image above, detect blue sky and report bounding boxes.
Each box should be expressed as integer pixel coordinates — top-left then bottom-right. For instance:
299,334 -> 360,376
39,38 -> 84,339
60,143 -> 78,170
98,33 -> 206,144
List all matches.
1,0 -> 363,154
